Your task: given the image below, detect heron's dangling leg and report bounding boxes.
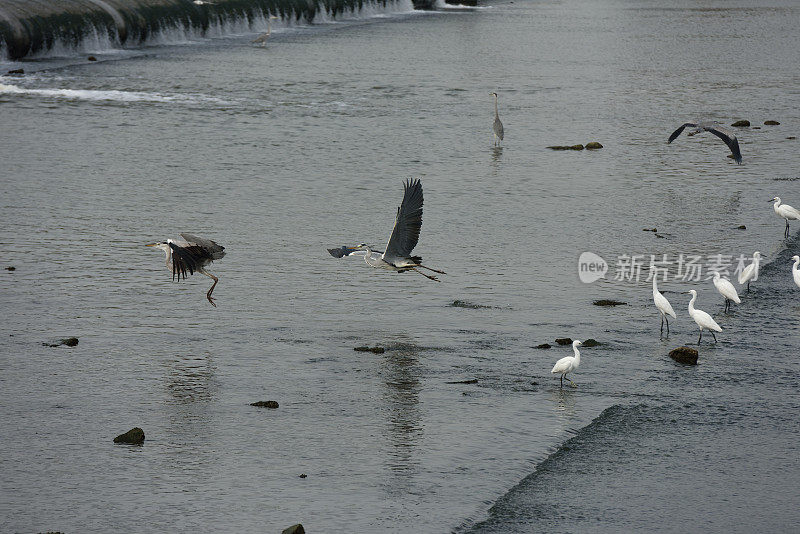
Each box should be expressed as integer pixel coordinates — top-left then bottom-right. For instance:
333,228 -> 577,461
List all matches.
199,268 -> 219,307
711,331 -> 717,343
410,267 -> 440,282
417,264 -> 446,275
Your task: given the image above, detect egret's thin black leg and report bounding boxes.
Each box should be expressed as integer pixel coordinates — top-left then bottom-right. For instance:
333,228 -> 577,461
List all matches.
666,316 -> 670,335
560,375 -> 563,388
660,315 -> 664,335
712,331 -> 717,343
698,331 -> 703,345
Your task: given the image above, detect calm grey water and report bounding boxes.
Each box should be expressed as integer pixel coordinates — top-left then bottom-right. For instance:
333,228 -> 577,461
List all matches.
1,0 -> 799,532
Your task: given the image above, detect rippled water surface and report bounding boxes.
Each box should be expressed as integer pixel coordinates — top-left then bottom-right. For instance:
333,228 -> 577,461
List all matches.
1,0 -> 799,532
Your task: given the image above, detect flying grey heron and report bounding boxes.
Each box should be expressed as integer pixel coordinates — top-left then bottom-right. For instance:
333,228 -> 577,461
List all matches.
252,16 -> 279,46
346,178 -> 445,282
491,92 -> 504,146
667,121 -> 742,164
147,233 -> 226,306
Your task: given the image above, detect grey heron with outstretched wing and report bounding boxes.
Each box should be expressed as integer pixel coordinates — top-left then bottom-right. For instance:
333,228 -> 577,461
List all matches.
341,178 -> 445,281
147,233 -> 226,306
668,121 -> 742,164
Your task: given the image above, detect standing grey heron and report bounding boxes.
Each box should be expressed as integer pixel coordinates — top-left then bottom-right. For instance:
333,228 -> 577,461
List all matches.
667,121 -> 742,164
491,92 -> 504,146
252,16 -> 279,46
147,233 -> 226,306
347,178 -> 445,282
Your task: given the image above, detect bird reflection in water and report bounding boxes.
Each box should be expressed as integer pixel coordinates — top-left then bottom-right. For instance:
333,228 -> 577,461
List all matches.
380,341 -> 423,487
550,388 -> 577,418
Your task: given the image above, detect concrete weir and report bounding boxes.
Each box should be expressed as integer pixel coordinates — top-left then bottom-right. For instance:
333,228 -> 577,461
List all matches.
0,0 -> 435,60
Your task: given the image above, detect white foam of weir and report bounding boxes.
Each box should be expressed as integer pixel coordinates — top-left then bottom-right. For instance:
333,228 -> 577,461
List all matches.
0,80 -> 229,104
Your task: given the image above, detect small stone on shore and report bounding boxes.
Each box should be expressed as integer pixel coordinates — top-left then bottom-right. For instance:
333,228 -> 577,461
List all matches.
251,400 -> 279,408
113,427 -> 145,444
669,346 -> 699,365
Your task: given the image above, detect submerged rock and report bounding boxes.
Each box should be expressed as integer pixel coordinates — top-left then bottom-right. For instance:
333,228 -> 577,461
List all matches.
450,300 -> 492,309
787,136 -> 796,140
737,225 -> 747,230
44,337 -> 79,347
585,142 -> 603,149
299,473 -> 307,478
764,120 -> 780,125
555,338 -> 573,345
731,120 -> 750,127
282,525 -> 305,534
7,68 -> 23,75
547,144 -> 584,150
535,343 -> 552,349
593,299 -> 626,306
354,346 -> 385,353
5,266 -> 16,270
113,427 -> 145,444
643,228 -> 657,232
445,378 -> 478,384
582,339 -> 601,347
669,346 -> 699,365
251,400 -> 279,408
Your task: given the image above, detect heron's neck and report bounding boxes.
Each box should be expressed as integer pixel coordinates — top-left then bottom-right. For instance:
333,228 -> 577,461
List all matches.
688,294 -> 696,314
494,96 -> 499,117
652,277 -> 658,293
163,246 -> 172,268
572,345 -> 580,363
794,258 -> 800,271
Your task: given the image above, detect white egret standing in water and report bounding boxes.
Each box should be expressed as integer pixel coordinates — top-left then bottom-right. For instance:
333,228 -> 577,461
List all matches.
770,197 -> 800,238
652,277 -> 676,335
738,251 -> 763,292
147,233 -> 226,306
551,340 -> 583,388
686,289 -> 722,344
792,255 -> 800,290
712,271 -> 741,313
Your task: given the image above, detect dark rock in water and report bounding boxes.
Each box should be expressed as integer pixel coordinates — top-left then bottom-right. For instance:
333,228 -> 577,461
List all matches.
788,136 -> 797,140
7,68 -> 23,75
251,400 -> 279,408
669,346 -> 698,365
582,339 -> 601,347
44,337 -> 79,347
585,142 -> 603,149
752,126 -> 761,130
282,525 -> 305,534
354,346 -> 385,354
450,300 -> 492,309
445,378 -> 478,384
547,144 -> 584,150
555,338 -> 572,345
5,266 -> 15,270
731,120 -> 750,127
764,120 -> 780,125
530,381 -> 539,385
643,228 -> 657,232
737,225 -> 747,230
593,299 -> 626,306
655,233 -> 665,239
299,473 -> 307,478
113,427 -> 145,444
87,56 -> 97,61
535,343 -> 552,349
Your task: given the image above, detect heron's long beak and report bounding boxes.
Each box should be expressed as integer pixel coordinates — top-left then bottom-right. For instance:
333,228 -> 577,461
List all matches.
146,243 -> 157,247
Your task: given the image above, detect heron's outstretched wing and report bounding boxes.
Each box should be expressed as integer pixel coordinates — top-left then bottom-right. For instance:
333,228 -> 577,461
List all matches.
667,123 -> 696,144
327,246 -> 382,258
383,178 -> 423,262
169,242 -> 202,281
180,233 -> 226,260
705,126 -> 742,164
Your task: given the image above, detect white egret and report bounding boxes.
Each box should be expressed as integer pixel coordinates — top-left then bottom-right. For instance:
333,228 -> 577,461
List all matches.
551,340 -> 583,388
147,233 -> 225,306
792,255 -> 800,290
652,277 -> 676,335
686,289 -> 722,344
770,197 -> 800,238
738,251 -> 763,292
712,271 -> 740,313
